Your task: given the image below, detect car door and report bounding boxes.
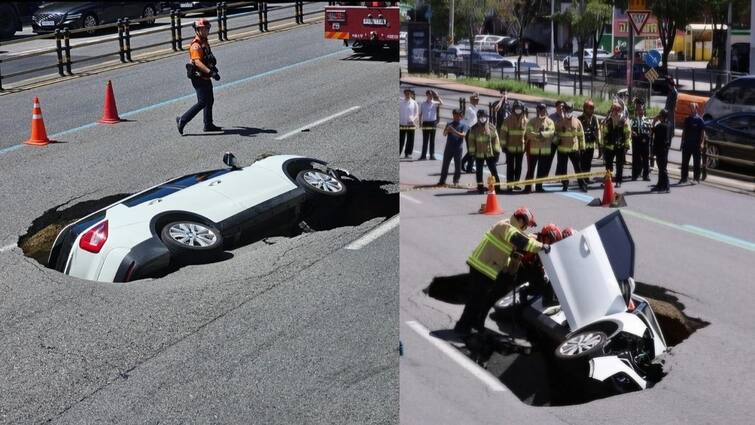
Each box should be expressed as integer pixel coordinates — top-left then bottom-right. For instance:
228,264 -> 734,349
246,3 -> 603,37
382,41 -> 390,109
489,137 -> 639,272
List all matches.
120,1 -> 143,20
202,165 -> 298,214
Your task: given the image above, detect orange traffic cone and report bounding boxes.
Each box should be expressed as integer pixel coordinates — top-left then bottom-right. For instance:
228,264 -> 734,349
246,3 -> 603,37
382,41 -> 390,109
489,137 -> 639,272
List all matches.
601,170 -> 615,207
98,80 -> 122,124
24,97 -> 54,146
480,176 -> 504,215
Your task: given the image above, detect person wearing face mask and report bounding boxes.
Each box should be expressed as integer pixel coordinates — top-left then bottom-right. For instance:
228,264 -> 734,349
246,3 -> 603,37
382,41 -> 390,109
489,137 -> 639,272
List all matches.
500,101 -> 528,191
555,103 -> 587,192
467,109 -> 502,194
602,103 -> 631,187
523,104 -> 556,193
578,100 -> 601,188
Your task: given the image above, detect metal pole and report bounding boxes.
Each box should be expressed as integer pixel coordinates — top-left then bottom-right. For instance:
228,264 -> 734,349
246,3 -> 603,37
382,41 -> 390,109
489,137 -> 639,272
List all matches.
724,1 -> 732,74
628,20 -> 634,100
170,12 -> 177,51
263,3 -> 268,31
55,29 -> 65,75
550,0 -> 555,71
750,0 -> 755,73
118,19 -> 126,61
124,18 -> 132,62
557,64 -> 561,95
258,2 -> 264,32
176,12 -> 183,50
692,68 -> 696,91
223,3 -> 229,39
216,2 -> 224,41
610,5 -> 615,53
63,27 -> 72,75
449,0 -> 454,44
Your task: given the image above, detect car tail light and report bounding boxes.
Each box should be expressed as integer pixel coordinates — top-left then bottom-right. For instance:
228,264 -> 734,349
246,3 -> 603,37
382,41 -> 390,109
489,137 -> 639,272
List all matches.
327,11 -> 346,22
79,220 -> 108,253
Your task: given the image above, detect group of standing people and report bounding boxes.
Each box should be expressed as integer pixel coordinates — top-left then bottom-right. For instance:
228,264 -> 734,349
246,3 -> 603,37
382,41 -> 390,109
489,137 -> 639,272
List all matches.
399,88 -> 444,160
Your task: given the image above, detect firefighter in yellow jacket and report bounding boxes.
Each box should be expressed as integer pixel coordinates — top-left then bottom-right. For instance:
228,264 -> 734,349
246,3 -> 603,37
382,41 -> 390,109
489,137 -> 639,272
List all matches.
455,207 -> 551,335
500,101 -> 528,191
523,104 -> 556,193
555,102 -> 588,192
602,103 -> 632,187
468,109 -> 502,193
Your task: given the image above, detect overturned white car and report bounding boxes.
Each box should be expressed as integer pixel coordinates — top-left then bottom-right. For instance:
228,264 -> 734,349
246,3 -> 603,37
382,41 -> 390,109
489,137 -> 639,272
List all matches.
496,211 -> 667,392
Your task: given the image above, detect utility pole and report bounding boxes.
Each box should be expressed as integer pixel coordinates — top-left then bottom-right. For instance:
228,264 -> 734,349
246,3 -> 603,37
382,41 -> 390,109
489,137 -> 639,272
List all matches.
751,0 -> 755,73
449,0 -> 455,44
551,0 -> 555,71
725,1 -> 732,74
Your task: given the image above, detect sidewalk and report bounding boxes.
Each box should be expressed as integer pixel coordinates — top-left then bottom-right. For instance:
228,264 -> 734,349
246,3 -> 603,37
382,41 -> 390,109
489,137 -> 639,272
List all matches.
400,75 -> 754,195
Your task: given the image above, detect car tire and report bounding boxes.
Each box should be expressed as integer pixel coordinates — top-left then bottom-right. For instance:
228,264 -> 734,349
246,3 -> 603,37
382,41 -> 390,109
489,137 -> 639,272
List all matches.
142,5 -> 156,26
296,169 -> 347,198
82,13 -> 98,35
555,331 -> 607,360
160,220 -> 224,263
705,143 -> 719,170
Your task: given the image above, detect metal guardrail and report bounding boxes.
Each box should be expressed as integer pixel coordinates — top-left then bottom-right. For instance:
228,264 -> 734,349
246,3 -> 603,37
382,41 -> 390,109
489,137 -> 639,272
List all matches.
0,1 -> 313,91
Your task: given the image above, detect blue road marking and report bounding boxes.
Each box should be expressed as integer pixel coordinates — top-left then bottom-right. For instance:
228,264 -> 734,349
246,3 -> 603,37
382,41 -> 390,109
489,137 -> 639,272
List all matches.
2,49 -> 349,156
682,224 -> 755,252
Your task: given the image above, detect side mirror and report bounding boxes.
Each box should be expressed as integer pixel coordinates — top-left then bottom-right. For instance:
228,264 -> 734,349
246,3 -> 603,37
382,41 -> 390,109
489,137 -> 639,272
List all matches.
223,152 -> 240,169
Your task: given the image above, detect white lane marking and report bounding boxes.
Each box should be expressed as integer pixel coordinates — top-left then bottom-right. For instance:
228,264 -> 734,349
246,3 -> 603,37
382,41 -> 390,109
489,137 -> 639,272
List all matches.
275,106 -> 361,140
0,243 -> 17,253
345,215 -> 399,250
405,320 -> 507,393
400,193 -> 422,204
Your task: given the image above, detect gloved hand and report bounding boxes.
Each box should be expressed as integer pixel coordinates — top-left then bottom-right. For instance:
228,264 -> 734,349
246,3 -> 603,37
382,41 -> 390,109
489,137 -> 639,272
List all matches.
211,70 -> 221,81
542,244 -> 551,254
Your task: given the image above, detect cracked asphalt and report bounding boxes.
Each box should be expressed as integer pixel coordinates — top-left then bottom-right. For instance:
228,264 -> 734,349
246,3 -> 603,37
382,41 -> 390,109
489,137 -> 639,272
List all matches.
0,19 -> 397,424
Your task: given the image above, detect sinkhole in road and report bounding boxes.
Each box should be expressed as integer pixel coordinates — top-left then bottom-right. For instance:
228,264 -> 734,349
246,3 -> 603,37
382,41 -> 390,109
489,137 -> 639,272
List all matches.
17,180 -> 398,281
425,274 -> 709,406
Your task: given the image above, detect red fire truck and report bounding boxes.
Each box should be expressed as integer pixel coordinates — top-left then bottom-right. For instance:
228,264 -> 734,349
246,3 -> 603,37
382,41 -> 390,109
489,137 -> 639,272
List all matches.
324,2 -> 399,53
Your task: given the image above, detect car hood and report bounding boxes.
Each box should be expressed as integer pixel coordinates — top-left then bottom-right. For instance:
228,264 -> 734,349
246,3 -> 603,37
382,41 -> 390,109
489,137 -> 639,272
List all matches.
35,2 -> 94,15
539,211 -> 635,330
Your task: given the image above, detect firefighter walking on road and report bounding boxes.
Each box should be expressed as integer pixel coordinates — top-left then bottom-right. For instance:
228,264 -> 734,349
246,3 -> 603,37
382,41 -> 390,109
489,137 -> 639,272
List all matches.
523,104 -> 556,193
578,100 -> 601,188
468,109 -> 502,194
500,101 -> 528,191
602,103 -> 631,187
555,103 -> 588,192
454,207 -> 550,336
177,18 -> 221,135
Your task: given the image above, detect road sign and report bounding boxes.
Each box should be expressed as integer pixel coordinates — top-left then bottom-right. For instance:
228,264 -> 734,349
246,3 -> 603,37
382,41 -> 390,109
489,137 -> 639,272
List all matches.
645,50 -> 661,68
645,68 -> 659,82
627,10 -> 650,35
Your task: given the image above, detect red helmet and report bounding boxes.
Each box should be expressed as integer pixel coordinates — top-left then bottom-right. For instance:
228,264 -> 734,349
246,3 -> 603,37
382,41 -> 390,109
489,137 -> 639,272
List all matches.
512,207 -> 536,228
193,18 -> 211,29
539,224 -> 562,244
562,227 -> 575,238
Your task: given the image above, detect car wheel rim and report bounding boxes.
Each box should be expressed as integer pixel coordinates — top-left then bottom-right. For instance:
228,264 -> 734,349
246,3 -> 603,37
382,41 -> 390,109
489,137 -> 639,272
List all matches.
706,145 -> 719,169
168,223 -> 217,247
84,16 -> 96,28
303,171 -> 343,193
559,332 -> 603,356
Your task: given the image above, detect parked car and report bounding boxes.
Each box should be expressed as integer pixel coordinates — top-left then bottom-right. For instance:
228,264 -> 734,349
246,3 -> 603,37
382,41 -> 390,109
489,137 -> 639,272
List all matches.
563,49 -> 610,71
703,112 -> 755,171
703,76 -> 755,121
489,58 -> 547,87
32,2 -> 161,34
48,153 -> 355,283
494,211 -> 667,393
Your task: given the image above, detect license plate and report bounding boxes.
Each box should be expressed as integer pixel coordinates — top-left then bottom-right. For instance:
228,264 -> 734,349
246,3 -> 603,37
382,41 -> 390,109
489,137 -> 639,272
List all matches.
332,23 -> 340,30
40,20 -> 54,26
363,18 -> 386,25
180,2 -> 193,8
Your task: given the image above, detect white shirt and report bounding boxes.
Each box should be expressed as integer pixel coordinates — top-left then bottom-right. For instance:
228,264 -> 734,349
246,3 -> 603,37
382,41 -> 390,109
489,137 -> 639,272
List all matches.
420,100 -> 440,122
400,98 -> 419,126
463,104 -> 479,128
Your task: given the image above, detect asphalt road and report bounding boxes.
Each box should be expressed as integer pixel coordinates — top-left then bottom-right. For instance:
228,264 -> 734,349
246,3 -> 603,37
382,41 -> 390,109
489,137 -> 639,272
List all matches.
0,2 -> 323,87
399,97 -> 755,423
0,22 -> 398,424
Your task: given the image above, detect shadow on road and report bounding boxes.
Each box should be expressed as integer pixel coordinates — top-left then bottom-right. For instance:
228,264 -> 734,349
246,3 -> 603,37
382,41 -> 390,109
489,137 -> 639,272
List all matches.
184,126 -> 278,137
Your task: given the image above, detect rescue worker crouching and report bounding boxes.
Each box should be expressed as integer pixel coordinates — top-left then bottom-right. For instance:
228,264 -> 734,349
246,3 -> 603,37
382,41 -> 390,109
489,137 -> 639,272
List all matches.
577,100 -> 602,188
501,101 -> 528,192
555,103 -> 588,192
454,207 -> 550,336
467,109 -> 503,194
523,104 -> 555,193
602,103 -> 631,188
176,18 -> 222,135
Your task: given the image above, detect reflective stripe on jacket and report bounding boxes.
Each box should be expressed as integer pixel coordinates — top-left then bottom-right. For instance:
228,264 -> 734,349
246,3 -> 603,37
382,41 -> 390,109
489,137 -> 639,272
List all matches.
556,116 -> 586,153
501,115 -> 528,153
602,118 -> 631,150
467,123 -> 501,158
578,114 -> 602,149
525,117 -> 555,155
467,220 -> 543,280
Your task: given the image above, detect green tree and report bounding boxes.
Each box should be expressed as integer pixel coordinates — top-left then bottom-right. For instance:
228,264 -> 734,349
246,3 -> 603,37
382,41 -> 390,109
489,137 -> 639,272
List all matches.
557,0 -> 596,94
586,0 -> 613,75
506,0 -> 549,78
649,0 -> 703,74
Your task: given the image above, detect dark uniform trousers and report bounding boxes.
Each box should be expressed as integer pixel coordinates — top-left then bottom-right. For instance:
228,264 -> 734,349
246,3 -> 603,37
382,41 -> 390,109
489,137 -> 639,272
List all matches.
524,154 -> 550,191
654,145 -> 670,190
399,129 -> 415,156
604,147 -> 626,183
580,147 -> 595,184
439,144 -> 463,184
475,156 -> 501,190
420,121 -> 436,158
506,151 -> 524,185
181,78 -> 214,128
457,267 -> 517,332
556,150 -> 582,189
681,147 -> 701,181
632,137 -> 650,179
